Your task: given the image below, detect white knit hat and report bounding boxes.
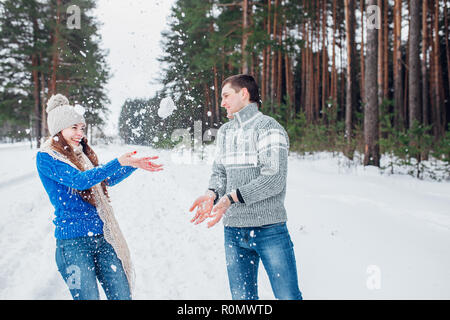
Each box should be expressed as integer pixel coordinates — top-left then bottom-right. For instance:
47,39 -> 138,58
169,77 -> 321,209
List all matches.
46,94 -> 86,136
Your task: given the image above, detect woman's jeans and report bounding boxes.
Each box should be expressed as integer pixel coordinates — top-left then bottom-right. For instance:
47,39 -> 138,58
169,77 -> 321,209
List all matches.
224,222 -> 303,300
55,234 -> 131,300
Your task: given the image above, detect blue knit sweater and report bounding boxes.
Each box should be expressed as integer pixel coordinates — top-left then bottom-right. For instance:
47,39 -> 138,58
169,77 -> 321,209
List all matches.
36,151 -> 137,240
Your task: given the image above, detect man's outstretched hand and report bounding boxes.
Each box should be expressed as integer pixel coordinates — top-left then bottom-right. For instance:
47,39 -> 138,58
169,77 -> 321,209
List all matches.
189,191 -> 232,228
206,196 -> 231,228
189,191 -> 216,225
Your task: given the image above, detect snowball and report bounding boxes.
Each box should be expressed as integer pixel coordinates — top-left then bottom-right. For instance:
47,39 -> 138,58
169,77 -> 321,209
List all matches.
158,97 -> 177,119
153,137 -> 159,143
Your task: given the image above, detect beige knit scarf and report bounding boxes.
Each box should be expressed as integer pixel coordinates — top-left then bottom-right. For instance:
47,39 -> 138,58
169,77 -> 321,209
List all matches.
40,138 -> 135,295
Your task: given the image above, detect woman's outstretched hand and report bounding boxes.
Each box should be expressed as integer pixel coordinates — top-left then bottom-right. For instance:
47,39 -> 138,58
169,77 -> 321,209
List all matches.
118,151 -> 163,172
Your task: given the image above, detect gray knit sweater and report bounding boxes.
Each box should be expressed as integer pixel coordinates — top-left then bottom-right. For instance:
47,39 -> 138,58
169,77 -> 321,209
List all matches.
208,102 -> 290,227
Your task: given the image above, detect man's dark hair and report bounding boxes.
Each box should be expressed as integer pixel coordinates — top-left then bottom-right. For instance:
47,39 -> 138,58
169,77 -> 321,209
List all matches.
222,74 -> 261,107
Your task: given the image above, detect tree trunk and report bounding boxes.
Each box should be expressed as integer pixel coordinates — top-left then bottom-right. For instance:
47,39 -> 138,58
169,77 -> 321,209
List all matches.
31,15 -> 42,147
31,54 -> 42,147
360,0 -> 365,103
301,19 -> 306,114
322,0 -> 329,115
432,0 -> 442,137
377,0 -> 384,106
444,0 -> 450,96
242,0 -> 249,74
315,41 -> 320,122
344,0 -> 357,157
408,0 -> 422,127
271,0 -> 279,107
394,0 -> 404,130
203,83 -> 211,129
330,0 -> 338,124
262,27 -> 266,103
422,0 -> 430,129
213,64 -> 220,124
404,35 -> 409,128
40,52 -> 48,137
50,0 -> 61,96
383,0 -> 389,100
265,0 -> 272,104
306,29 -> 313,123
285,50 -> 294,118
364,0 -> 380,167
276,17 -> 283,106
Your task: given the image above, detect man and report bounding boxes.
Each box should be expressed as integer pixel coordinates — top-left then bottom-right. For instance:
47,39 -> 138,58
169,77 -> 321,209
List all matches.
189,74 -> 303,300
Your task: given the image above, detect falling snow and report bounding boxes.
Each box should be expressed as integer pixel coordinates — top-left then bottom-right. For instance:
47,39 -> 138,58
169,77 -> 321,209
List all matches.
0,144 -> 449,299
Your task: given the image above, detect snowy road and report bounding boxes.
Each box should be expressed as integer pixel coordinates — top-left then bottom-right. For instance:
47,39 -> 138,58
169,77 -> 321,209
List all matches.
0,144 -> 449,299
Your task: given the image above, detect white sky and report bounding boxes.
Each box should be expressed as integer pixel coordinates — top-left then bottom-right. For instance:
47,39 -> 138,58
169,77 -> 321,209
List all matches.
93,0 -> 175,135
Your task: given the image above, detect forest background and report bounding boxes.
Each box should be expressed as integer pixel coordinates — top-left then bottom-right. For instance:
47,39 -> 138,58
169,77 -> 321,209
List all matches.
0,0 -> 449,180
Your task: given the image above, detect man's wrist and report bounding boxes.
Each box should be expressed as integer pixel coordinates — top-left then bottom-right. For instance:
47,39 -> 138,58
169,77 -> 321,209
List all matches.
226,193 -> 235,205
235,189 -> 245,203
228,190 -> 240,204
207,189 -> 220,204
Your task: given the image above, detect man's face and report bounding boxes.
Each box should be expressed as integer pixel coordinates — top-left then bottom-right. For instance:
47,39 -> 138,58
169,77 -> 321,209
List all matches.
221,83 -> 248,119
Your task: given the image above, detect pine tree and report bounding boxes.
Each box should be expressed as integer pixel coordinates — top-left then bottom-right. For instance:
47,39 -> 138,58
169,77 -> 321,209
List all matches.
152,0 -> 449,173
46,0 -> 110,139
0,0 -> 48,145
0,0 -> 110,144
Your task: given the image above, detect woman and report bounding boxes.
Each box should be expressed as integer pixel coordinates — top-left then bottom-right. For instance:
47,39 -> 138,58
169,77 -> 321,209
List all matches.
36,94 -> 162,300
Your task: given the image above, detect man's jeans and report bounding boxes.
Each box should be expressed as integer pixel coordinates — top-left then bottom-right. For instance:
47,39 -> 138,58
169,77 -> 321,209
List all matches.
224,222 -> 303,300
55,234 -> 131,300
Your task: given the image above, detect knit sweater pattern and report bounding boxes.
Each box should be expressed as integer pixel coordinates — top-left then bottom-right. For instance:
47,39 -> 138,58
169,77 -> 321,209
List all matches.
208,103 -> 290,227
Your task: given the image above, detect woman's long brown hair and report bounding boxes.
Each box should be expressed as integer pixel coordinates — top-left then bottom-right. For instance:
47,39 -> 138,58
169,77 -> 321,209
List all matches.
51,132 -> 109,207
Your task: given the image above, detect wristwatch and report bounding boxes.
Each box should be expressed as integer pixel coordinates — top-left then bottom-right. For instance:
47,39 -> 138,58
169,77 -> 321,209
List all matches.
226,193 -> 235,205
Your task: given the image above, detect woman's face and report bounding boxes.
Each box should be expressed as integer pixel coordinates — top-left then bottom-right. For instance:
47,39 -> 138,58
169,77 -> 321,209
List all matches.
60,123 -> 85,148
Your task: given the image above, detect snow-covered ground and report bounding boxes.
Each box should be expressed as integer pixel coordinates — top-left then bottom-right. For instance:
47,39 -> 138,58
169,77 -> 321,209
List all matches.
0,142 -> 449,300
